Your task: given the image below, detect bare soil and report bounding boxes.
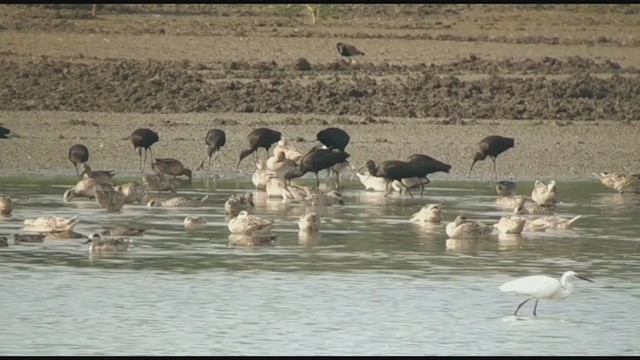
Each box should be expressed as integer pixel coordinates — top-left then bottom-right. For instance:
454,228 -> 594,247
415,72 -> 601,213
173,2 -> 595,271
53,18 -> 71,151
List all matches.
0,4 -> 639,180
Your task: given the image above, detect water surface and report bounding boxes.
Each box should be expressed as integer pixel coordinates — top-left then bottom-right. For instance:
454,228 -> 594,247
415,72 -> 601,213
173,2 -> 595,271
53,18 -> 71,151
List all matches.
1,176 -> 639,355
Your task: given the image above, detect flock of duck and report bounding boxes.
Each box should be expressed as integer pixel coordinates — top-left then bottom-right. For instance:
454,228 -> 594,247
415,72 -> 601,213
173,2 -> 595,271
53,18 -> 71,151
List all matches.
1,123 -> 639,253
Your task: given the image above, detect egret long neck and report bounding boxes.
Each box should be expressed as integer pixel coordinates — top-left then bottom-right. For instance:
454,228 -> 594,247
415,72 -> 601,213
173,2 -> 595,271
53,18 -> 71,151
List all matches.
559,277 -> 575,298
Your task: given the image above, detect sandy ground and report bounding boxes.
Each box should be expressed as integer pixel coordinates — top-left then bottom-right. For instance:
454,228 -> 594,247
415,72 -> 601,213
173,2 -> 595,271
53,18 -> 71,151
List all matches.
0,4 -> 639,181
1,111 -> 639,181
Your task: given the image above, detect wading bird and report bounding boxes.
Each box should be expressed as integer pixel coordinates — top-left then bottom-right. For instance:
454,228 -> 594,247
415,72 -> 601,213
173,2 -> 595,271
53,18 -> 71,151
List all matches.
0,124 -> 10,139
152,158 -> 192,181
406,153 -> 452,196
130,128 -> 159,173
469,135 -> 515,183
236,127 -> 282,173
336,42 -> 364,63
68,144 -> 89,178
197,128 -> 226,174
360,159 -> 425,197
285,148 -> 350,189
316,127 -> 350,152
500,271 -> 594,317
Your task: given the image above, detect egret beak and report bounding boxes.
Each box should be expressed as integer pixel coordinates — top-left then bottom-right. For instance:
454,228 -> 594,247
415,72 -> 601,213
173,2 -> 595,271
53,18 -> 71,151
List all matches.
83,239 -> 91,244
576,275 -> 594,283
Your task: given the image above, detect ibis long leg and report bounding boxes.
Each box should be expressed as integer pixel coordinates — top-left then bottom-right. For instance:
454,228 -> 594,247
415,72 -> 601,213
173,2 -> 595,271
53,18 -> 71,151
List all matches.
490,157 -> 497,186
383,180 -> 392,197
533,298 -> 540,317
142,149 -> 148,173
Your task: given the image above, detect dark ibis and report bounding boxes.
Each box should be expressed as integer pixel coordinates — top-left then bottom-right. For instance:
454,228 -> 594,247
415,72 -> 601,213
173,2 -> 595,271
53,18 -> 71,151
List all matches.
359,159 -> 425,198
469,135 -> 515,183
316,127 -> 350,152
152,158 -> 192,181
68,144 -> 90,178
285,148 -> 351,188
336,42 -> 364,62
130,128 -> 159,173
197,128 -> 226,173
0,124 -> 10,139
236,127 -> 282,173
406,154 -> 452,196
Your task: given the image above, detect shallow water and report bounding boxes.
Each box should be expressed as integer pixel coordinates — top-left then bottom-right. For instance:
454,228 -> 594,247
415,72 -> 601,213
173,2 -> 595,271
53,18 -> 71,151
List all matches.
1,175 -> 639,356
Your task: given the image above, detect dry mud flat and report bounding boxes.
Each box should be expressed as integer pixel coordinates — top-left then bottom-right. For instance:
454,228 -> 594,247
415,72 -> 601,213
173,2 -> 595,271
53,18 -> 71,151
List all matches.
1,55 -> 639,121
0,4 -> 639,179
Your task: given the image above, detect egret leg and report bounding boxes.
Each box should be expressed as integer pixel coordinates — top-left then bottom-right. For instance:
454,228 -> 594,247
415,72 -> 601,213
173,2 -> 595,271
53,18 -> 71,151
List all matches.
514,297 -> 534,316
533,298 -> 540,317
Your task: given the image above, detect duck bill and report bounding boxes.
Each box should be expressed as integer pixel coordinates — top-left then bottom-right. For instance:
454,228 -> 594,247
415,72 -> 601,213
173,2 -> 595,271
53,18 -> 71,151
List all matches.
576,275 -> 594,283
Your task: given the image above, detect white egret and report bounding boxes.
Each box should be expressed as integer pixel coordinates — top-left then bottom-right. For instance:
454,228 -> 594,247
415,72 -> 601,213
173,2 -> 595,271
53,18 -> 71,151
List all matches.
500,270 -> 594,317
